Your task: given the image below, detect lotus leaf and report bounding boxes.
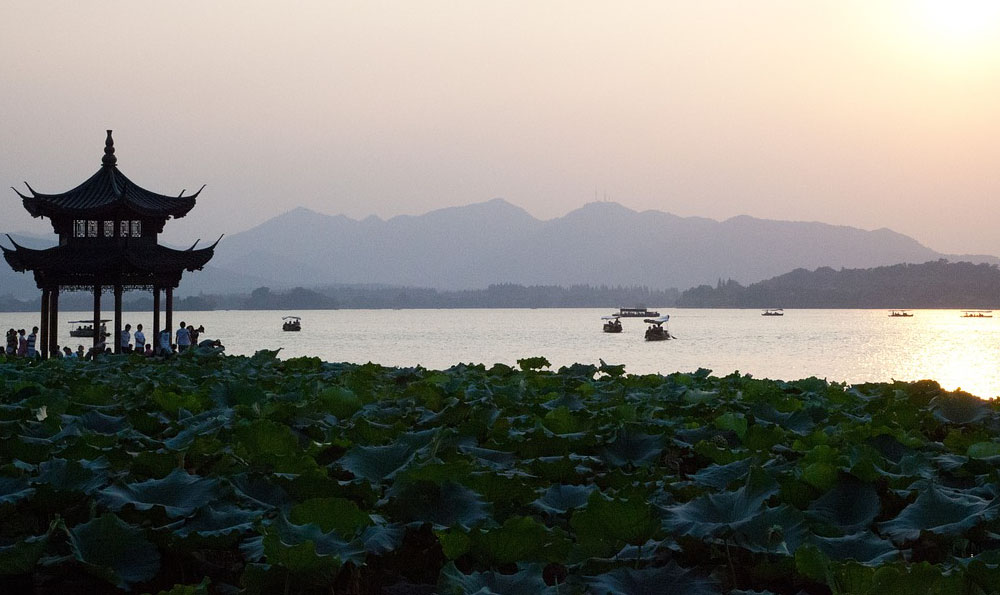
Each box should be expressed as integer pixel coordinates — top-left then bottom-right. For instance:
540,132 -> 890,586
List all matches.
878,481 -> 999,543
810,531 -> 899,564
289,497 -> 371,537
468,515 -> 571,565
930,394 -> 989,424
98,468 -> 222,518
68,513 -> 160,589
690,458 -> 753,490
0,475 -> 35,506
807,476 -> 880,532
600,426 -> 665,468
359,523 -> 405,554
585,562 -> 719,595
33,457 -> 110,495
172,503 -> 259,539
0,530 -> 49,575
385,479 -> 490,529
437,562 -> 557,595
967,441 -> 1000,459
229,473 -> 293,511
531,483 -> 597,515
570,491 -> 659,557
665,467 -> 779,539
339,442 -> 417,482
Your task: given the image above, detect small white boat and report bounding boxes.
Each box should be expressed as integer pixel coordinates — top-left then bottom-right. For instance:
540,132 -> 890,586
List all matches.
643,315 -> 672,341
282,316 -> 302,331
602,315 -> 622,333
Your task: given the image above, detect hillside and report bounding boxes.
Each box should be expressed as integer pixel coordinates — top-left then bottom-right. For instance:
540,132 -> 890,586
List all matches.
676,260 -> 1000,308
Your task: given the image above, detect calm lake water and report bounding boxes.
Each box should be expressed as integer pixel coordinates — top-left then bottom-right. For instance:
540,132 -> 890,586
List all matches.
4,308 -> 1000,399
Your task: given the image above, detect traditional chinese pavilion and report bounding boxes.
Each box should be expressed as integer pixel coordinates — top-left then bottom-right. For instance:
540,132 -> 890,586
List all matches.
2,130 -> 219,358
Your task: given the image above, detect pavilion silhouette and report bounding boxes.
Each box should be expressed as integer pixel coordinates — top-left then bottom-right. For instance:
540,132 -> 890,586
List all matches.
2,130 -> 220,357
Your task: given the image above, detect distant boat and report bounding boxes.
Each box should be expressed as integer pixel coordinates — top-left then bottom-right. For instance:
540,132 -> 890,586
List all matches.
962,310 -> 993,318
602,315 -> 622,333
68,319 -> 110,338
889,310 -> 913,317
643,316 -> 672,341
282,316 -> 302,331
762,309 -> 784,316
615,306 -> 661,318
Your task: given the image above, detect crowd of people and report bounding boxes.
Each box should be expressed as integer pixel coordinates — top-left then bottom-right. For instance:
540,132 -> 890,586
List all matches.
4,321 -> 223,361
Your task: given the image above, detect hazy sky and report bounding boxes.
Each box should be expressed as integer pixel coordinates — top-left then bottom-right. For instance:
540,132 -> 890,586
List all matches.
2,1 -> 999,255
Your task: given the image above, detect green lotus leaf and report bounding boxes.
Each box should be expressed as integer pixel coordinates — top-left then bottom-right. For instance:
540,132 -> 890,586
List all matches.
34,457 -> 110,495
173,503 -> 259,539
339,442 -> 416,482
0,475 -> 35,506
152,577 -> 211,595
469,515 -> 571,565
233,419 -> 300,460
570,491 -> 659,557
929,394 -> 988,424
598,360 -> 626,377
729,504 -> 808,555
98,468 -> 222,518
585,562 -> 719,595
751,404 -> 815,435
263,515 -> 365,566
229,473 -> 293,511
458,444 -> 516,471
600,426 -> 665,468
542,406 -> 587,435
68,513 -> 160,589
878,482 -> 999,543
385,479 -> 490,529
714,412 -> 748,440
557,362 -> 598,379
531,483 -> 597,515
0,529 -> 49,575
967,441 -> 1000,459
541,393 -> 586,411
807,476 -> 880,532
317,386 -> 363,419
359,523 -> 405,554
810,531 -> 899,564
664,467 -> 779,539
689,459 -> 753,490
162,408 -> 234,451
438,562 -> 557,595
289,497 -> 371,537
516,357 -> 551,371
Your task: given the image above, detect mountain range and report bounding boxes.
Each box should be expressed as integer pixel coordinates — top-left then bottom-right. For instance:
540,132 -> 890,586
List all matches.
2,199 -> 996,300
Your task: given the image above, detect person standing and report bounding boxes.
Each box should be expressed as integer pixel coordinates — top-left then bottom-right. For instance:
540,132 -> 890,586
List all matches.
158,328 -> 172,355
176,321 -> 191,352
26,327 -> 38,358
120,324 -> 132,353
5,329 -> 16,357
133,324 -> 145,353
17,329 -> 27,357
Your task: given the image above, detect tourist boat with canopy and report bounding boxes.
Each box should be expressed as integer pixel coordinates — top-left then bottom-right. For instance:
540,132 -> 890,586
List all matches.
961,310 -> 993,318
282,316 -> 302,331
644,315 -> 672,341
761,309 -> 784,316
602,315 -> 623,333
613,306 -> 661,318
889,310 -> 913,317
68,320 -> 110,338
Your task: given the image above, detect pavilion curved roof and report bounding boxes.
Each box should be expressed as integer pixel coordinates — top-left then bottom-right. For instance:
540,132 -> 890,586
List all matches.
1,235 -> 220,276
12,131 -> 202,220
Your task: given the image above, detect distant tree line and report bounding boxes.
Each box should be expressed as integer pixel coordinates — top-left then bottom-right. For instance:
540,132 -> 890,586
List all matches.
0,283 -> 680,312
676,260 -> 1000,309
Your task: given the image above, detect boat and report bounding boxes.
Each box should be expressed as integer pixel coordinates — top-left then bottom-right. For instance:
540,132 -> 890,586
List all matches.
68,319 -> 110,338
602,315 -> 623,333
762,309 -> 784,316
962,310 -> 993,318
889,310 -> 913,317
643,316 -> 672,341
614,306 -> 661,318
282,316 -> 302,331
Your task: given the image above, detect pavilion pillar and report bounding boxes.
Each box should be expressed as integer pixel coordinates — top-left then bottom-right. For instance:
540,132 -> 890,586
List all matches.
165,287 -> 173,347
49,288 -> 59,357
93,284 -> 102,351
40,288 -> 50,360
114,285 -> 123,355
153,286 -> 161,351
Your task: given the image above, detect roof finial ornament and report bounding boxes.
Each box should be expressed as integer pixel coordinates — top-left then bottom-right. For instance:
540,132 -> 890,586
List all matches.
102,130 -> 117,167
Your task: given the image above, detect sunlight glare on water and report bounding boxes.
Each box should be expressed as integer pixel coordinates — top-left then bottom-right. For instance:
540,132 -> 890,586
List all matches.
6,308 -> 1000,399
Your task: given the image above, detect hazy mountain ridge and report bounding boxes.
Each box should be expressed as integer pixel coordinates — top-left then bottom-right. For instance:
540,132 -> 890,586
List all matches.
205,200 -> 995,293
2,200 -> 997,299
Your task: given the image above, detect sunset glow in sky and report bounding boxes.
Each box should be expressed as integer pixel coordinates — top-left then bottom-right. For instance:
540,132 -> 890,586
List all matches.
2,1 -> 999,256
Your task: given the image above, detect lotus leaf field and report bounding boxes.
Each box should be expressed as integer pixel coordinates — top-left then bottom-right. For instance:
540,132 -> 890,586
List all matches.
3,350 -> 1000,594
